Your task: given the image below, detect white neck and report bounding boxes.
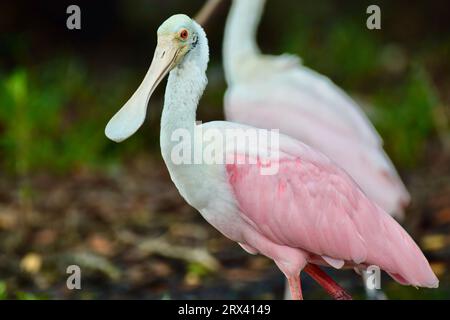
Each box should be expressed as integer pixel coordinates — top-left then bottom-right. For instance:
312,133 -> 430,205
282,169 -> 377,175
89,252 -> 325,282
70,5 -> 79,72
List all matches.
223,0 -> 266,84
160,22 -> 209,168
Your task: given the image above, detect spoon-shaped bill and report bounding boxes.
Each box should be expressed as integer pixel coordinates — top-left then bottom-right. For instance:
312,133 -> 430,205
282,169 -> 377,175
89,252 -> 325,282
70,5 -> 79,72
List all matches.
105,39 -> 180,142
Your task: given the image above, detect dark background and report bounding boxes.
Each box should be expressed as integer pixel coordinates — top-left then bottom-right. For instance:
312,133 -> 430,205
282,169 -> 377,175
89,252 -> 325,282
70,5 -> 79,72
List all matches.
0,0 -> 449,299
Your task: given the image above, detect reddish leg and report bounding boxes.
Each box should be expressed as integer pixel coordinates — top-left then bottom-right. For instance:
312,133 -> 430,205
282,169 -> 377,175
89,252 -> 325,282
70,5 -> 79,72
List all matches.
287,276 -> 303,300
304,264 -> 352,300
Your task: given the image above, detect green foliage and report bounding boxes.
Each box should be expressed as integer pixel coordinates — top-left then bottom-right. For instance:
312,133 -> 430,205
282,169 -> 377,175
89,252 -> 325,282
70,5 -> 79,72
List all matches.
280,15 -> 379,88
0,281 -> 7,300
319,22 -> 379,85
187,262 -> 210,278
0,59 -> 135,175
373,67 -> 439,167
0,3 -> 445,178
15,291 -> 48,300
0,281 -> 48,300
385,282 -> 450,300
0,70 -> 31,176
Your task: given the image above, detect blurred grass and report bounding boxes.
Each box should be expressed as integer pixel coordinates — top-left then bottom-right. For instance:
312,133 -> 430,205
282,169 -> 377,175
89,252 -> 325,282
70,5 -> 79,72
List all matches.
0,1 -> 448,176
374,67 -> 440,167
0,59 -> 144,175
0,53 -> 444,176
0,280 -> 48,300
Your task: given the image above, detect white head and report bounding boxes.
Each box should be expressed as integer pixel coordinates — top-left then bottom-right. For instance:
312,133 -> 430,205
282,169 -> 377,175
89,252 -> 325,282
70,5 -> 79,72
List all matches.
105,14 -> 208,142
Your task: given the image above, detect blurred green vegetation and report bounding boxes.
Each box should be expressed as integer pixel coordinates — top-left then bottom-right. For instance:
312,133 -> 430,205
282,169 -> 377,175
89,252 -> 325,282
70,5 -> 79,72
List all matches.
374,68 -> 440,167
0,59 -> 148,175
0,280 -> 48,300
0,0 -> 448,176
1,62 -> 94,174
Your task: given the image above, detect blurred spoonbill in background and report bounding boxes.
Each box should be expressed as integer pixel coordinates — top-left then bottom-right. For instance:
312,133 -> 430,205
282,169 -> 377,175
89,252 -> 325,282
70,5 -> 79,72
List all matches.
104,14 -> 438,300
222,0 -> 410,219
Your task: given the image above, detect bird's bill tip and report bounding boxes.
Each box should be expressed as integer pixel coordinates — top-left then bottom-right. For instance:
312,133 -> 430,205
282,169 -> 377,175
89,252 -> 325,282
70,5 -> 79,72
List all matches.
104,39 -> 181,142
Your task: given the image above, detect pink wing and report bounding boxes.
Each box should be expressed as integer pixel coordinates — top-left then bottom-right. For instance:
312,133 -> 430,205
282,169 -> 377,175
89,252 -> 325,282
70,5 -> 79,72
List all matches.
224,68 -> 410,217
225,136 -> 437,288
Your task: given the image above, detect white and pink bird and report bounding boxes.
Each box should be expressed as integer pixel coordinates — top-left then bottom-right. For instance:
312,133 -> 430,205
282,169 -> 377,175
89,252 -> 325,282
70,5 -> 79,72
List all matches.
105,14 -> 438,299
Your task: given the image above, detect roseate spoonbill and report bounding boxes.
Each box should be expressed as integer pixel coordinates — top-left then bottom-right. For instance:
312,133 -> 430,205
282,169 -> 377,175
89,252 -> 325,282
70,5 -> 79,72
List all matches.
104,14 -> 438,300
222,0 -> 410,219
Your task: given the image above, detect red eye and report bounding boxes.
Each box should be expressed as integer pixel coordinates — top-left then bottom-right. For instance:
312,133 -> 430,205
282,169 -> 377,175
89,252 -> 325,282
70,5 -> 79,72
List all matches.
180,29 -> 189,40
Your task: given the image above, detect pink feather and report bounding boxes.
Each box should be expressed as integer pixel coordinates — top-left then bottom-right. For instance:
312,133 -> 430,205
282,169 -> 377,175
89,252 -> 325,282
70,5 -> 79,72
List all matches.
225,135 -> 438,288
